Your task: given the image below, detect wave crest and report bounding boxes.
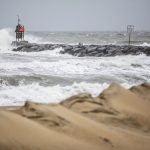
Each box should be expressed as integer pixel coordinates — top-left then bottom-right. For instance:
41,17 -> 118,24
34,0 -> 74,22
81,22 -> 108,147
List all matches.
0,82 -> 110,106
0,28 -> 14,50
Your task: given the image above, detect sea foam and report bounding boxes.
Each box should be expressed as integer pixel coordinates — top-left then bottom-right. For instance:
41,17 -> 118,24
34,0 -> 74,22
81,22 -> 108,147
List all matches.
0,82 -> 110,106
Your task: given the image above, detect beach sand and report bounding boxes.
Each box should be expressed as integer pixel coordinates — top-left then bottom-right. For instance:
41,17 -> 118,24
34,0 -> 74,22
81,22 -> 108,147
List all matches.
0,83 -> 150,150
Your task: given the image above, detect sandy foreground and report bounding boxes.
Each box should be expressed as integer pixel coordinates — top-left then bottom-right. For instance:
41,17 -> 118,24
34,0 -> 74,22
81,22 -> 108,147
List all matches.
0,83 -> 150,150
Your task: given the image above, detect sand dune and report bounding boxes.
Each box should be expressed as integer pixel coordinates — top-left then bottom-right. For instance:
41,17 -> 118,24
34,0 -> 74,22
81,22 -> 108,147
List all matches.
130,83 -> 150,101
99,83 -> 150,115
0,83 -> 150,150
0,109 -> 101,150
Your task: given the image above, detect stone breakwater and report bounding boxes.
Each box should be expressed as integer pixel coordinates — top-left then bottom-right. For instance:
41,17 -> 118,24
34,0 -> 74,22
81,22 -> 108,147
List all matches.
12,41 -> 150,57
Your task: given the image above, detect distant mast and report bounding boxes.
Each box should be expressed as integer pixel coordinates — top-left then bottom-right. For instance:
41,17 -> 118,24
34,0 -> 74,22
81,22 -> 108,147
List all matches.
127,25 -> 134,45
17,15 -> 20,25
15,15 -> 25,41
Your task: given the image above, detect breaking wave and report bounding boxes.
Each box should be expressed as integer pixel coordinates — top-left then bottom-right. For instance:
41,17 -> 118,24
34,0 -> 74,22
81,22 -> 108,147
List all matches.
139,42 -> 150,47
0,28 -> 48,51
0,28 -> 14,50
0,81 -> 134,106
0,28 -> 150,106
0,82 -> 110,106
0,28 -> 150,51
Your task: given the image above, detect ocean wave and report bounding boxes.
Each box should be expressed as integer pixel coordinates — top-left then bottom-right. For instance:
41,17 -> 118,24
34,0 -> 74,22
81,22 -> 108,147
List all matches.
0,28 -> 14,51
0,81 -> 135,106
1,28 -> 150,51
0,82 -> 111,106
11,47 -> 72,57
0,28 -> 53,52
25,33 -> 43,43
139,42 -> 150,47
0,54 -> 150,85
0,74 -> 85,87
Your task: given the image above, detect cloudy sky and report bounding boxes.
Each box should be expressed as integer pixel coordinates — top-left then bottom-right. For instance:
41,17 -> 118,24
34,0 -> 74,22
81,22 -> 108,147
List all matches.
0,0 -> 150,31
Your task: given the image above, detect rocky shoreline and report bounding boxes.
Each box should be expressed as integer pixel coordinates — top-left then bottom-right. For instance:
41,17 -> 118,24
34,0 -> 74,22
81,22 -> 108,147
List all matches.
12,41 -> 150,57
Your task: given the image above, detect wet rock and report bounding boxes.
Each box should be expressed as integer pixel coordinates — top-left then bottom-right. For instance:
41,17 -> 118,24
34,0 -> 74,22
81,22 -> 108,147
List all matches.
64,45 -> 73,52
97,46 -> 106,52
86,46 -> 97,53
11,41 -> 29,47
12,42 -> 150,57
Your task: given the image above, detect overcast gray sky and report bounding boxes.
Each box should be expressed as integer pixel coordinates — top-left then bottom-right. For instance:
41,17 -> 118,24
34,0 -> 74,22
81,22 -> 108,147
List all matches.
0,0 -> 150,31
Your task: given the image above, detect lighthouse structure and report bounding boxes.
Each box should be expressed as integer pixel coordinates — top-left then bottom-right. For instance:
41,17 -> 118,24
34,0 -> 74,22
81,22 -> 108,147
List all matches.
12,16 -> 28,46
15,15 -> 25,41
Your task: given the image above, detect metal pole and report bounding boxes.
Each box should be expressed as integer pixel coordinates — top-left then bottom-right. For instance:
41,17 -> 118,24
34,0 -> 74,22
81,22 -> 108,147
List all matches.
127,25 -> 134,46
18,15 -> 20,25
129,32 -> 131,45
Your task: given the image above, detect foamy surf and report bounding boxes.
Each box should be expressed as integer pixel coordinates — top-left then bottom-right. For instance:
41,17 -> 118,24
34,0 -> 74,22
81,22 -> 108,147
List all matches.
0,81 -> 135,106
0,82 -> 110,106
0,28 -> 150,106
139,42 -> 150,47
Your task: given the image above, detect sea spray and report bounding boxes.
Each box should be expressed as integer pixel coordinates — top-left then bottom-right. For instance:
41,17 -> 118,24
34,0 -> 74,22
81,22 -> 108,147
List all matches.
0,29 -> 150,106
0,28 -> 14,50
0,82 -> 109,106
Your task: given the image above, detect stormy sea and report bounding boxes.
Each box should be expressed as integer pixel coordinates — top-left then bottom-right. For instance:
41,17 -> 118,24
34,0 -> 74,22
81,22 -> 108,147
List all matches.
0,28 -> 150,106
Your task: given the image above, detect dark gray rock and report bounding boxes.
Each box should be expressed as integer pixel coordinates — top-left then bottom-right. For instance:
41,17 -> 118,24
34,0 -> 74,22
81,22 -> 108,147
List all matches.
64,45 -> 73,52
73,47 -> 83,53
97,46 -> 106,52
11,41 -> 150,57
87,51 -> 99,56
86,46 -> 97,53
11,41 -> 29,47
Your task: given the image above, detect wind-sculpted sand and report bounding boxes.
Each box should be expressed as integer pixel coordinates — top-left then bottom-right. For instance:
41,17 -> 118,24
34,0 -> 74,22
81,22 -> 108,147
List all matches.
0,83 -> 150,150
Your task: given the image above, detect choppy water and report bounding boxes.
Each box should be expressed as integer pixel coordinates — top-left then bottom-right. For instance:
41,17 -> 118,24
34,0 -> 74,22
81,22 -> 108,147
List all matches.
0,28 -> 150,106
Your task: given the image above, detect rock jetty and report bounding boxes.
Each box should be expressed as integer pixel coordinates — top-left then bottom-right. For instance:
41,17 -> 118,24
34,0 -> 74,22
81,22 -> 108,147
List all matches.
12,41 -> 150,57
